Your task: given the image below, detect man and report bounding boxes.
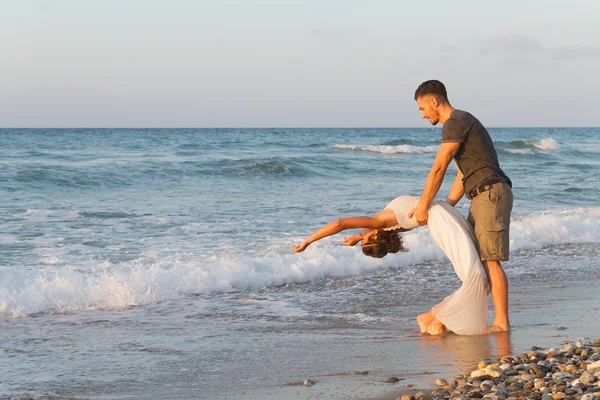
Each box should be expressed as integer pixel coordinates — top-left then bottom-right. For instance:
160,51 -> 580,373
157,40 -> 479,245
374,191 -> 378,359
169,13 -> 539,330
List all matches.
408,80 -> 513,333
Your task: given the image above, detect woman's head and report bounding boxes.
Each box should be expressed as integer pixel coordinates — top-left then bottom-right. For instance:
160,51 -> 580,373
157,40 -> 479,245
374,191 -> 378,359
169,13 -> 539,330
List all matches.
361,229 -> 406,258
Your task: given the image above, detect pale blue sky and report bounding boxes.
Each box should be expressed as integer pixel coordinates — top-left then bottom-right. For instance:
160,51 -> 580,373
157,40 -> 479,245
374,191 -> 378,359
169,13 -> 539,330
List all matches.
2,0 -> 599,127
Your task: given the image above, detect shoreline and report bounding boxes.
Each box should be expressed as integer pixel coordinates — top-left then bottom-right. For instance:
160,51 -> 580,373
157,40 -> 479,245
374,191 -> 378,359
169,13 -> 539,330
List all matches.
217,274 -> 600,400
2,245 -> 599,399
376,337 -> 600,400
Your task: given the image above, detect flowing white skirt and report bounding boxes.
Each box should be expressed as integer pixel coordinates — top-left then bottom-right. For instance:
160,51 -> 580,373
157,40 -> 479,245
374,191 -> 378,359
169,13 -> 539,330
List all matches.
427,201 -> 489,335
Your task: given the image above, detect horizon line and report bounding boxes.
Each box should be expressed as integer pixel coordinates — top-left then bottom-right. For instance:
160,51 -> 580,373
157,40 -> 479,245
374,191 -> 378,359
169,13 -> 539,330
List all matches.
1,126 -> 599,129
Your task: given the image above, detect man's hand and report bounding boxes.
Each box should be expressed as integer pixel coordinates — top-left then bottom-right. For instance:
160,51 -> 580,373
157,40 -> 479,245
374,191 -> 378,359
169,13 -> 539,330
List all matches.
291,240 -> 309,253
408,203 -> 429,226
341,235 -> 362,247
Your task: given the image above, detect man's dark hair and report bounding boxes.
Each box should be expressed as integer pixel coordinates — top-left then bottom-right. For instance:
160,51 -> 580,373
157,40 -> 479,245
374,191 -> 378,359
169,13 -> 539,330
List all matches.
414,80 -> 448,101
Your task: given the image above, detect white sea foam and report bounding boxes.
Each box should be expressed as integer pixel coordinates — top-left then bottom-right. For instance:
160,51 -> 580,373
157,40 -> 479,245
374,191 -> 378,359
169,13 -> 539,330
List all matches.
510,207 -> 600,250
525,138 -> 560,151
1,207 -> 598,319
333,144 -> 437,154
505,148 -> 533,155
40,255 -> 62,265
0,232 -> 444,319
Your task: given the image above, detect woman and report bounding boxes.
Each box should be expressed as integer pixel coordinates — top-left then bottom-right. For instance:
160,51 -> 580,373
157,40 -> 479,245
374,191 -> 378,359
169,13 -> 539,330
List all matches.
292,196 -> 490,336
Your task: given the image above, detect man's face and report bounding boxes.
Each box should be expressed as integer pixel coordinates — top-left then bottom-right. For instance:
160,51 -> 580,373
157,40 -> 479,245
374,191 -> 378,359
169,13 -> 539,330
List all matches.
416,96 -> 440,126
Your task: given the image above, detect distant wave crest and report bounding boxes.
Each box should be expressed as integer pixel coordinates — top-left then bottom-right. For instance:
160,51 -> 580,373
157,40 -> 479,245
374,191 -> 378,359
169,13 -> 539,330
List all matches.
502,138 -> 559,155
526,138 -> 559,151
504,148 -> 534,155
226,160 -> 292,175
333,144 -> 437,154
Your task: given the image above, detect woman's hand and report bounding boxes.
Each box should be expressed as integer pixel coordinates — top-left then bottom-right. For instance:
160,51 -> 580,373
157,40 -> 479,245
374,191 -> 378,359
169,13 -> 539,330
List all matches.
342,235 -> 362,247
291,240 -> 309,253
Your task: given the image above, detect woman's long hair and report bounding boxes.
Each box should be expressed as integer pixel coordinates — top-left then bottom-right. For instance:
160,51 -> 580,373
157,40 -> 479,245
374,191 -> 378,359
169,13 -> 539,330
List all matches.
361,230 -> 406,258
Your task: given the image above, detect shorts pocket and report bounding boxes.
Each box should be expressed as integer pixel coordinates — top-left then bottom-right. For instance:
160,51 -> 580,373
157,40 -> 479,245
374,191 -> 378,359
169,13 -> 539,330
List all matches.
482,214 -> 507,232
487,184 -> 502,204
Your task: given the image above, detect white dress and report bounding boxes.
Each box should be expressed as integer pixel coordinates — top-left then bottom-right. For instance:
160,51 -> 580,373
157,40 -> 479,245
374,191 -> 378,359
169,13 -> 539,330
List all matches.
384,196 -> 489,335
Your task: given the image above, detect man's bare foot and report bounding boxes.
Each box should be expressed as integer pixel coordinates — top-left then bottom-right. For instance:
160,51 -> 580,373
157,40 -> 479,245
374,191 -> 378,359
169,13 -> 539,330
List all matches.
483,324 -> 510,334
417,312 -> 434,333
426,318 -> 447,335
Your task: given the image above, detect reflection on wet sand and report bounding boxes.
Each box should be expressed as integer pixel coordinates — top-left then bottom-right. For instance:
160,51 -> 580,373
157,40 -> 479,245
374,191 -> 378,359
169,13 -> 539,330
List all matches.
416,332 -> 513,374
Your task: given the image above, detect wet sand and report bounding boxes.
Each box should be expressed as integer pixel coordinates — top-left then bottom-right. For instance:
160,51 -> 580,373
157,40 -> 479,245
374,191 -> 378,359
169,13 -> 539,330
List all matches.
216,270 -> 600,400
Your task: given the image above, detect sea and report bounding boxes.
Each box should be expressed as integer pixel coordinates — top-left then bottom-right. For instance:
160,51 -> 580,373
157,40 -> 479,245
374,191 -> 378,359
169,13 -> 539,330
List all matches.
1,128 -> 599,399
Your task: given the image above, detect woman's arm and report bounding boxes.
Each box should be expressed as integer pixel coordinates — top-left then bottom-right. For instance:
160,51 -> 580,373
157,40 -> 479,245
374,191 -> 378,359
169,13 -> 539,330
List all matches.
292,216 -> 387,253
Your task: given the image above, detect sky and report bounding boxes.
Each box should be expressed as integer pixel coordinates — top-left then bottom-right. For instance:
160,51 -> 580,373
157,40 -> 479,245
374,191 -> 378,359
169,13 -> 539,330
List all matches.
1,0 -> 600,127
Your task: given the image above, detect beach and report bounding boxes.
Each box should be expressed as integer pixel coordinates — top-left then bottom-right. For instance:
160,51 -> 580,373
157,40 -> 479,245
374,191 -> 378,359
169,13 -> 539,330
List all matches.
1,241 -> 598,399
0,128 -> 599,399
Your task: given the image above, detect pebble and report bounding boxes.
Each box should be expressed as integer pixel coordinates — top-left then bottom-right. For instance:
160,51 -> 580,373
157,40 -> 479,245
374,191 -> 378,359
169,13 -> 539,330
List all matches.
588,361 -> 600,371
581,371 -> 597,384
386,377 -> 400,383
534,379 -> 545,389
471,368 -> 502,379
414,391 -> 431,400
397,337 -> 600,400
303,379 -> 315,387
499,363 -> 513,371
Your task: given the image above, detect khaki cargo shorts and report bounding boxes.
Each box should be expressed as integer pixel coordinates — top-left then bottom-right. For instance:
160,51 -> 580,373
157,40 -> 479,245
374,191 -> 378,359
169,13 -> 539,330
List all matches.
467,182 -> 513,261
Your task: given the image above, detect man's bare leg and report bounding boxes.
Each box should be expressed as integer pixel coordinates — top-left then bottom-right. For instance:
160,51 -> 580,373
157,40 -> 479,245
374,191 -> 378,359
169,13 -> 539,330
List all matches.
482,260 -> 510,332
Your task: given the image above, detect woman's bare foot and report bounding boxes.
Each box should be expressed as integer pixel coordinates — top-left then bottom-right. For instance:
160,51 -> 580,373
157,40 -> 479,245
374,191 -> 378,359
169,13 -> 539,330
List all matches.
426,318 -> 447,336
416,312 -> 434,333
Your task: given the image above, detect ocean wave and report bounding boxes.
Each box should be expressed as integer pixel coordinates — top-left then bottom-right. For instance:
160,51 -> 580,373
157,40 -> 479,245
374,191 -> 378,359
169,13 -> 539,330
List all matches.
0,231 -> 444,319
2,206 -> 599,319
227,160 -> 292,175
580,145 -> 600,153
80,211 -> 140,220
499,138 -> 560,155
6,167 -> 134,188
526,138 -> 559,151
504,148 -> 534,155
206,157 -> 339,177
333,144 -> 437,154
519,138 -> 559,151
380,139 -> 416,146
511,207 -> 600,250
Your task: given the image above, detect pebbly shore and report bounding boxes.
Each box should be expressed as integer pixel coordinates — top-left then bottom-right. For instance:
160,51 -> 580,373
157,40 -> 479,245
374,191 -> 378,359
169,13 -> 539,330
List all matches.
393,337 -> 600,400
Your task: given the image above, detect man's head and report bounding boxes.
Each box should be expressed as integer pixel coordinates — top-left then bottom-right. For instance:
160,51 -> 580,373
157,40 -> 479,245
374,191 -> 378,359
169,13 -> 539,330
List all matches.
414,80 -> 449,126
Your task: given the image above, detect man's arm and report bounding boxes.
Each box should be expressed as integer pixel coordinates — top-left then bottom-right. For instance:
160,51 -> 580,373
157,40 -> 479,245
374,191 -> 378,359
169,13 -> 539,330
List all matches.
446,167 -> 465,207
409,142 -> 461,225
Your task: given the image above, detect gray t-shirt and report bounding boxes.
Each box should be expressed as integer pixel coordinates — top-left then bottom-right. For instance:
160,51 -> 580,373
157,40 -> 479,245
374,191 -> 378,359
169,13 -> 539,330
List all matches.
442,110 -> 510,194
